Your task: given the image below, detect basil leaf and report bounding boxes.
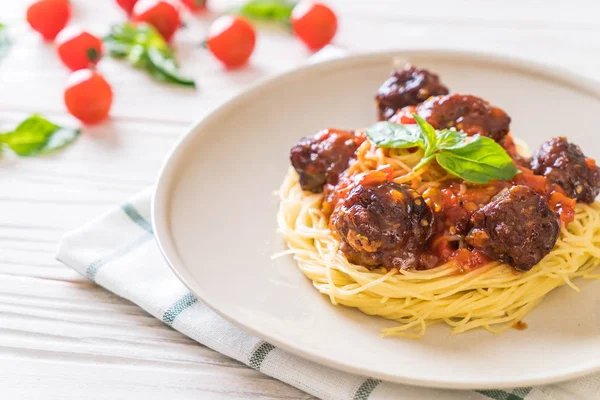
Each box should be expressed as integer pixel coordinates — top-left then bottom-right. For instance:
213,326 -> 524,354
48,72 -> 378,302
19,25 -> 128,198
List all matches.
436,129 -> 466,149
412,114 -> 438,157
0,115 -> 80,156
106,23 -> 171,54
105,42 -> 131,58
104,23 -> 195,88
0,24 -> 9,59
435,136 -> 519,184
147,48 -> 196,87
235,0 -> 296,27
365,121 -> 423,149
365,116 -> 518,184
413,154 -> 436,171
40,127 -> 80,153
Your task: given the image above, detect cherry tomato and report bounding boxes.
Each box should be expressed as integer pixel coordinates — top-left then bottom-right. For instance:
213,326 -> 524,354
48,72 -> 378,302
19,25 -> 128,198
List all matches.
116,0 -> 139,15
26,0 -> 71,41
179,0 -> 207,12
56,28 -> 103,71
64,70 -> 113,124
207,16 -> 256,68
291,1 -> 337,51
132,0 -> 181,42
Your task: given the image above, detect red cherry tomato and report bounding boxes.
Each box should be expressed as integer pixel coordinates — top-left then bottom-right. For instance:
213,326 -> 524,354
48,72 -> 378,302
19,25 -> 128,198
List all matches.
64,70 -> 113,124
26,0 -> 71,41
291,1 -> 337,51
56,27 -> 103,71
179,0 -> 207,12
207,16 -> 256,68
132,0 -> 181,42
116,0 -> 139,15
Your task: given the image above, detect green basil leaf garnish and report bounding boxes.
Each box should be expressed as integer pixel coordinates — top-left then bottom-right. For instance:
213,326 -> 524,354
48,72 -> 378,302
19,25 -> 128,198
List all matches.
104,23 -> 196,88
413,154 -> 436,171
364,117 -> 519,184
413,114 -> 437,157
436,129 -> 467,149
365,121 -> 423,149
436,136 -> 520,183
0,115 -> 80,156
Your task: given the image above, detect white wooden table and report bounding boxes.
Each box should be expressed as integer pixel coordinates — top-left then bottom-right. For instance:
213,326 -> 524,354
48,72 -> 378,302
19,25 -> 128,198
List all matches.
0,1 -> 599,398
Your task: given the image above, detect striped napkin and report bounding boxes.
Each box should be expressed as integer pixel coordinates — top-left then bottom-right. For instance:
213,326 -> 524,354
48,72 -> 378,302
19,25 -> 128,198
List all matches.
55,189 -> 599,400
56,48 -> 600,400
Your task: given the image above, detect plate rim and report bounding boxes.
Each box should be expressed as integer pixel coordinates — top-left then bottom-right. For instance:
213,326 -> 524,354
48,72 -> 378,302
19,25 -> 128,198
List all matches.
151,49 -> 600,389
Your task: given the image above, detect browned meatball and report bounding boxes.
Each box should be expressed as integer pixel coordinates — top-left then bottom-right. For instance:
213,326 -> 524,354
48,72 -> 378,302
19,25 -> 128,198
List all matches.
290,129 -> 359,193
416,94 -> 511,142
466,185 -> 560,271
331,181 -> 433,270
531,137 -> 600,203
375,65 -> 449,121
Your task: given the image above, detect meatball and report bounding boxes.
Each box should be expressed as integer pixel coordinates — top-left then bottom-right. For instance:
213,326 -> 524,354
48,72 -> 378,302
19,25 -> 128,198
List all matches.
416,94 -> 511,142
290,129 -> 359,193
331,181 -> 433,270
530,137 -> 600,203
466,185 -> 560,271
375,65 -> 449,121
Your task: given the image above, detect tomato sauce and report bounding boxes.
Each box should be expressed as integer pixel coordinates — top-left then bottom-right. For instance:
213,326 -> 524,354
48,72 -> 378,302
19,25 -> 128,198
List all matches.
389,106 -> 417,124
513,167 -> 576,225
513,321 -> 528,330
419,180 -> 509,269
322,128 -> 578,271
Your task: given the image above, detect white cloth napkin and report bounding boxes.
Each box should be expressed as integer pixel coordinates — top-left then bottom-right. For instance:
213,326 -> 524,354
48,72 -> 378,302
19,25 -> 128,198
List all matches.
56,47 -> 600,400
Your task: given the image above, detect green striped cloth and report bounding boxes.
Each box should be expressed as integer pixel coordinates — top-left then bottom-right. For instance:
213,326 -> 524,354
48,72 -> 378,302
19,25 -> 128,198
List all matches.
56,189 -> 598,399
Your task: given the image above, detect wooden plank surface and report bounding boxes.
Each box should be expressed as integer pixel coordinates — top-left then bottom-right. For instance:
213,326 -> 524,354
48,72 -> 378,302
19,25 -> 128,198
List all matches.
0,0 -> 599,398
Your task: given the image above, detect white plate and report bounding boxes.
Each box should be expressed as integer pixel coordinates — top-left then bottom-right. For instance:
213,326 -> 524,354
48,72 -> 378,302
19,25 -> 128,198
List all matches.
153,50 -> 600,389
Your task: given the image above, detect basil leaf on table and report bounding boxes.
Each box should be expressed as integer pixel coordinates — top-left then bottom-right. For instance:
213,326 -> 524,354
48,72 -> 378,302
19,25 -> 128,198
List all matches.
235,0 -> 296,27
364,116 -> 519,184
104,23 -> 196,88
147,48 -> 196,87
0,115 -> 80,156
436,136 -> 520,184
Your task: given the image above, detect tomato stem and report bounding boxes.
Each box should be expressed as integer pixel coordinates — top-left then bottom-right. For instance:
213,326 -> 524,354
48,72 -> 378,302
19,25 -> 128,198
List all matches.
86,47 -> 99,63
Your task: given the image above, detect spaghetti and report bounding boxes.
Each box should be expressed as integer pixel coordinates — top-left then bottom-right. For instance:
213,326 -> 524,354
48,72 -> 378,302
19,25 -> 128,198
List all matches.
278,138 -> 600,338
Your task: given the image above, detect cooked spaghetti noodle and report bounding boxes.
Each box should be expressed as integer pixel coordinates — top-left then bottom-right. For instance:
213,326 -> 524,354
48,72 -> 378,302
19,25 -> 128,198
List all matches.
277,138 -> 600,338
